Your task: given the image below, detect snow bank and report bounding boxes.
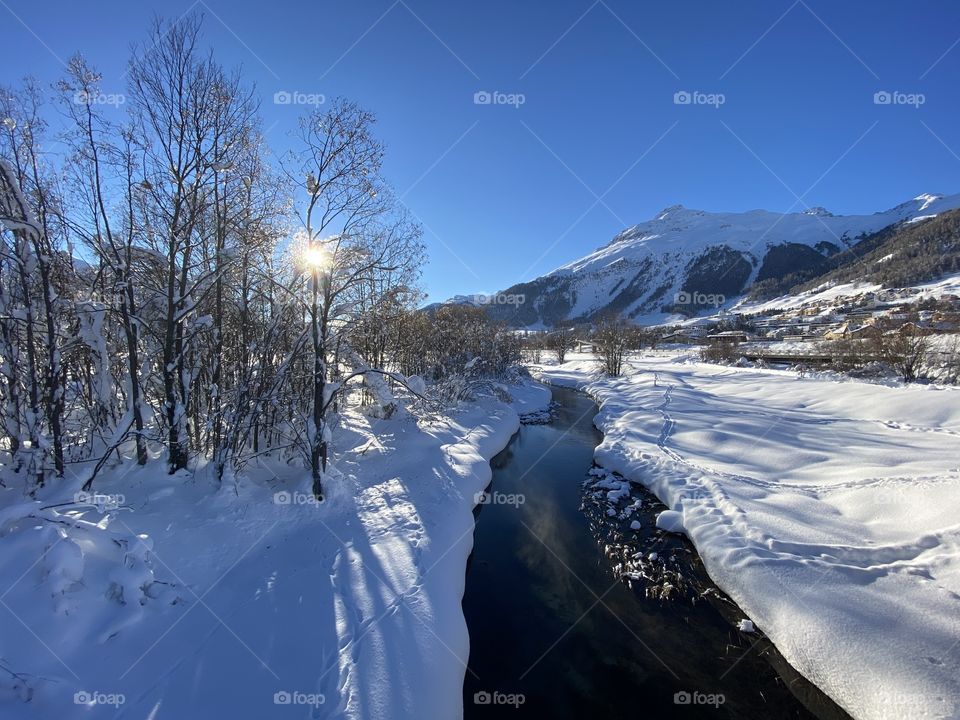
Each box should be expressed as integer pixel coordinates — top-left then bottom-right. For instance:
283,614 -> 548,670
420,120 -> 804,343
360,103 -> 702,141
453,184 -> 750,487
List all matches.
0,378 -> 551,719
654,510 -> 684,533
535,352 -> 960,720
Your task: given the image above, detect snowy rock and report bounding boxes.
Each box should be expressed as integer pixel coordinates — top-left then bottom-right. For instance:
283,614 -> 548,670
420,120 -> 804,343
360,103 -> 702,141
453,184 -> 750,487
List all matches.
738,619 -> 755,633
655,510 -> 684,534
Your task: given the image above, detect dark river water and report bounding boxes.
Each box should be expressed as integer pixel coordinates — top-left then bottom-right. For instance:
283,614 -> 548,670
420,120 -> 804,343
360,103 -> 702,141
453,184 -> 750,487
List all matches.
462,384 -> 850,720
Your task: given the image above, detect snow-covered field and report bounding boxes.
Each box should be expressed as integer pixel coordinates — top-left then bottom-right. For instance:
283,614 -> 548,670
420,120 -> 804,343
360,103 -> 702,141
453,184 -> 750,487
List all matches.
0,380 -> 550,719
534,353 -> 960,720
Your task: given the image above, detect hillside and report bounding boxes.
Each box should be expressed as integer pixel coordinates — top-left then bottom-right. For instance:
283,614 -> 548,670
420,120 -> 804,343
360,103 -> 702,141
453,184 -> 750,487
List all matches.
781,208 -> 960,296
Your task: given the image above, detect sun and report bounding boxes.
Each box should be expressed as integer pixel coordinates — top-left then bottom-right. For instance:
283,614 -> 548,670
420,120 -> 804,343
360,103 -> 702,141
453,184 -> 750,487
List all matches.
293,232 -> 333,273
303,244 -> 330,271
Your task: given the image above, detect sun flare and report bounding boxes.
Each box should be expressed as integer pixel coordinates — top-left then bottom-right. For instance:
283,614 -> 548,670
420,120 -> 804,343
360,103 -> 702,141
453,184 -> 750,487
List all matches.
302,244 -> 330,271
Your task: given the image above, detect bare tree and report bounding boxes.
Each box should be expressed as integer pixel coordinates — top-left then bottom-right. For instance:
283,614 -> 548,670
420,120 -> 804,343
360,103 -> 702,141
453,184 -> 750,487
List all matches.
0,83 -> 68,486
593,316 -> 632,376
548,327 -> 572,363
285,99 -> 423,499
0,14 -> 539,505
521,332 -> 543,363
127,16 -> 259,473
57,56 -> 152,466
700,339 -> 739,364
872,328 -> 930,382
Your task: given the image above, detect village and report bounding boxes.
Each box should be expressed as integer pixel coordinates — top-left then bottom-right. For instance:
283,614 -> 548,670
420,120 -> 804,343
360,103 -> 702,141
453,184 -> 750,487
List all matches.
544,282 -> 960,382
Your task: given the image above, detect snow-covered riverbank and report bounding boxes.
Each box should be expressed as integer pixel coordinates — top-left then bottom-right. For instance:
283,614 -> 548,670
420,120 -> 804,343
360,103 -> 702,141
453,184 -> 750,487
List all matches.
533,352 -> 960,720
0,379 -> 550,719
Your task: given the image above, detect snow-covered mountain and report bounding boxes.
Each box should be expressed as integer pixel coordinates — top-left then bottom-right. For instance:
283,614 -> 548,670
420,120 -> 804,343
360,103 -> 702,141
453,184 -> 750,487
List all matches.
485,193 -> 960,327
421,294 -> 483,313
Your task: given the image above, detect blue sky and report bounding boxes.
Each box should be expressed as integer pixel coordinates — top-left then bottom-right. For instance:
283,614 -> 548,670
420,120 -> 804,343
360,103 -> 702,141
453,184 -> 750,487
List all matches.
2,0 -> 959,302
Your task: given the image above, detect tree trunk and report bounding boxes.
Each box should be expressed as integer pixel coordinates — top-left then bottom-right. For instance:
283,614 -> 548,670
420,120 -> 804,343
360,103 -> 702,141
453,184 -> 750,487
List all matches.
310,270 -> 325,499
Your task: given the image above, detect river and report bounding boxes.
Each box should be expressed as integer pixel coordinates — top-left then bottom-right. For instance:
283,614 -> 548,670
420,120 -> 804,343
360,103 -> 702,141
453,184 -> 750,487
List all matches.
462,384 -> 850,719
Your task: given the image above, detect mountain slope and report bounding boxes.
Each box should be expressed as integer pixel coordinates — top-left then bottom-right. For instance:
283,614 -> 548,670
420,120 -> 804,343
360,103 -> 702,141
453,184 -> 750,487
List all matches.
784,207 -> 960,295
484,193 -> 960,327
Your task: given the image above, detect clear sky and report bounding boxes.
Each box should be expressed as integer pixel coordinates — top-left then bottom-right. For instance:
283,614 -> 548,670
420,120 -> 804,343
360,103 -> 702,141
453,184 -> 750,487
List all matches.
2,0 -> 959,302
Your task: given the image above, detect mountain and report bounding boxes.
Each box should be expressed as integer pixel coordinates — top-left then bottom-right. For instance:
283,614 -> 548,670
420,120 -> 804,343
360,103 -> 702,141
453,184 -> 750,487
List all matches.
780,206 -> 960,297
421,294 -> 483,314
482,193 -> 960,328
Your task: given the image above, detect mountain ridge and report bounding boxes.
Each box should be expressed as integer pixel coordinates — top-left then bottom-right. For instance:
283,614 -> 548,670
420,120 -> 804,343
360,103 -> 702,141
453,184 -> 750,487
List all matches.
470,192 -> 960,327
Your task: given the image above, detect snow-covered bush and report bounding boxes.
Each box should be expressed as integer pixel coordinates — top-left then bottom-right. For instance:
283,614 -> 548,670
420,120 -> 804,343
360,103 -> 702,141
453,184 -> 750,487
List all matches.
700,341 -> 739,364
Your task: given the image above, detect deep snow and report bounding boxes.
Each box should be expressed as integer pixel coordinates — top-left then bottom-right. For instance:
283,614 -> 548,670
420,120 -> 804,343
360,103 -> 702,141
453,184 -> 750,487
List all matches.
533,352 -> 960,720
0,379 -> 550,719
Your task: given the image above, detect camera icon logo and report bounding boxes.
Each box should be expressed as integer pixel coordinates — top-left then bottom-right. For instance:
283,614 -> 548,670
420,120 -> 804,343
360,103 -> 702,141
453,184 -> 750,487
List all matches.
274,690 -> 292,705
674,690 -> 692,705
474,91 -> 492,105
873,90 -> 892,105
673,90 -> 692,105
474,691 -> 492,705
274,90 -> 292,105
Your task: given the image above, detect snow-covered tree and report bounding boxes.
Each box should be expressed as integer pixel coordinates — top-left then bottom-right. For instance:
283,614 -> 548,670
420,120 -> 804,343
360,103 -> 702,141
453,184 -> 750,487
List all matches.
282,99 -> 424,498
